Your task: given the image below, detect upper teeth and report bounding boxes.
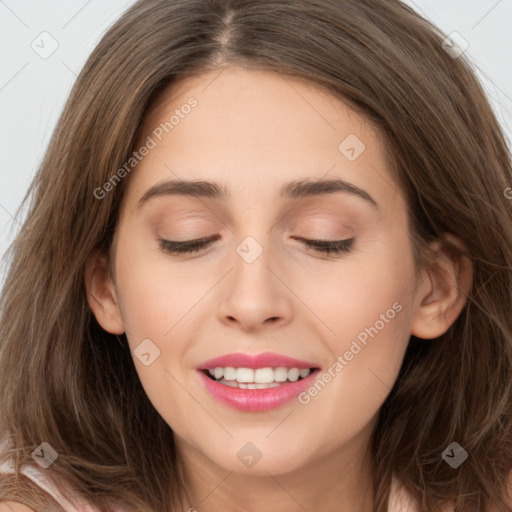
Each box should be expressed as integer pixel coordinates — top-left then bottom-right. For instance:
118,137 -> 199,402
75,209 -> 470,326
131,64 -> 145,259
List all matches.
208,367 -> 311,383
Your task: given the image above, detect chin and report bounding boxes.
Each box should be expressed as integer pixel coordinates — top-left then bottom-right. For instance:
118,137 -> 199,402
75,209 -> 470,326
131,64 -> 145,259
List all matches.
207,444 -> 311,476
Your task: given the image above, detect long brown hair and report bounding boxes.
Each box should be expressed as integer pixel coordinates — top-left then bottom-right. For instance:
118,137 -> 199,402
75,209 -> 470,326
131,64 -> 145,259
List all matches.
1,0 -> 511,510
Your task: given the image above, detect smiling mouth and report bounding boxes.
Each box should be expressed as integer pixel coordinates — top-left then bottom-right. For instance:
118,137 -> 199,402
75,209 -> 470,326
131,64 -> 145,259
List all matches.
202,367 -> 319,389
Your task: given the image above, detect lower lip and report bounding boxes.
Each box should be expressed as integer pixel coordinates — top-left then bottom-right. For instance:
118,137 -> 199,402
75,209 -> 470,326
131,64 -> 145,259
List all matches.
197,370 -> 319,412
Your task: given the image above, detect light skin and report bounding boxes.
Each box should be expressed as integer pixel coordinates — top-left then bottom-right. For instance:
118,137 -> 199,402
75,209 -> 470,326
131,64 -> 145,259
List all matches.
85,65 -> 472,512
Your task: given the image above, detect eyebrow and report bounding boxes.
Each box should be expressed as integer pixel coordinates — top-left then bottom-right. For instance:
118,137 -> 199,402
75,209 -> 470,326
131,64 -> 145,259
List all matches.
137,177 -> 380,210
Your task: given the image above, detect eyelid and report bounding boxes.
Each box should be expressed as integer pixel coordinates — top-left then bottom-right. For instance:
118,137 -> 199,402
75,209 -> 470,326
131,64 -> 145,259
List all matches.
158,234 -> 355,256
291,236 -> 355,254
159,234 -> 220,251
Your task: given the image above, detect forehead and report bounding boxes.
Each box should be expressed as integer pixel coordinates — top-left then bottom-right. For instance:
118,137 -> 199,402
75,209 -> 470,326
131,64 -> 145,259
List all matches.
141,66 -> 378,150
123,66 -> 402,215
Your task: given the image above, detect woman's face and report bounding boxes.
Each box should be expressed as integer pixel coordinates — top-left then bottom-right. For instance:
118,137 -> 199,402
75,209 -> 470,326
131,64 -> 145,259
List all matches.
91,66 -> 432,477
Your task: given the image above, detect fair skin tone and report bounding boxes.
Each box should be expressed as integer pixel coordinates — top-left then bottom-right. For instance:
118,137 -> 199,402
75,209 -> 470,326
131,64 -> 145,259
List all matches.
83,66 -> 472,512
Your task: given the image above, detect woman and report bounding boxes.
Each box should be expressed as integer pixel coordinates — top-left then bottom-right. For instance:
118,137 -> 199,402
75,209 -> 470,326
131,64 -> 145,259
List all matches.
1,0 -> 511,510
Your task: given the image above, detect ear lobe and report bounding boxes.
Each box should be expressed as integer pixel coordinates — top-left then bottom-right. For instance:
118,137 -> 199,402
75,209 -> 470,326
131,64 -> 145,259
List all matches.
410,234 -> 473,340
84,249 -> 125,335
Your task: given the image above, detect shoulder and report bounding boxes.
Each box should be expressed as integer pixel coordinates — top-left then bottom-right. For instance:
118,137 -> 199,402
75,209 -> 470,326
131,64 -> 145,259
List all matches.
0,503 -> 37,512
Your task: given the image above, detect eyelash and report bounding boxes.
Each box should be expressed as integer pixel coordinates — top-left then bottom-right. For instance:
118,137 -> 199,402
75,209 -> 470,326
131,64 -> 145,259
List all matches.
158,235 -> 355,255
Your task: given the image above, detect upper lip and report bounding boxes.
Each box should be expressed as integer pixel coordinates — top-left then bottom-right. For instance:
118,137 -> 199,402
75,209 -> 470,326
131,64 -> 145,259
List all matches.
197,351 -> 321,371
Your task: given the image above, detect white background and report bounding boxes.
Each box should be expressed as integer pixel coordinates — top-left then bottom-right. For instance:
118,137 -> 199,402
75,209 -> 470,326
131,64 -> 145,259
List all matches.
1,0 -> 511,285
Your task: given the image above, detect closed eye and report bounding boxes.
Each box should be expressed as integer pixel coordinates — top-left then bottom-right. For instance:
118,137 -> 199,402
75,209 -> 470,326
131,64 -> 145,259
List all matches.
158,235 -> 355,255
291,236 -> 355,254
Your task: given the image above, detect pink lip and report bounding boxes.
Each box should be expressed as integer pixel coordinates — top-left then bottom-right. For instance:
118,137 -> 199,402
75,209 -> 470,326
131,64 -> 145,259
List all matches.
196,351 -> 321,412
197,369 -> 320,412
197,351 -> 320,371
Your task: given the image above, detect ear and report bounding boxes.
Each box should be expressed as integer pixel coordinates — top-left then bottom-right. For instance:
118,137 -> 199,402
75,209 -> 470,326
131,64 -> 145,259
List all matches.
410,233 -> 473,339
84,249 -> 125,335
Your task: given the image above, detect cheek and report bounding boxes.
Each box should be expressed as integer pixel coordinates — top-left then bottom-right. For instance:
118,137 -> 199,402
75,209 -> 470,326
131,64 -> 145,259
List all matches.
318,271 -> 411,398
114,231 -> 193,336
114,236 -> 215,392
302,231 -> 416,342
297,239 -> 416,429
114,247 -> 199,422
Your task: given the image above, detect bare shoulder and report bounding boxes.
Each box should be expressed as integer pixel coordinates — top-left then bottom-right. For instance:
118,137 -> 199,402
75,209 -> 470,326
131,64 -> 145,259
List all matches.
0,503 -> 36,512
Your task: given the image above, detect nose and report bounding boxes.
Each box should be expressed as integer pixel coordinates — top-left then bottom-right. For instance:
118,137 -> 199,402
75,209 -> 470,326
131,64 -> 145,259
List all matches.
216,241 -> 294,333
